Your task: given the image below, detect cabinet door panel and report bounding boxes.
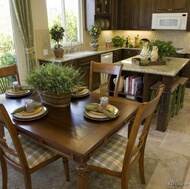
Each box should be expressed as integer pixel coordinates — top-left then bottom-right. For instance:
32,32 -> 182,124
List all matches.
153,0 -> 170,12
154,0 -> 189,12
172,0 -> 189,12
133,0 -> 153,30
78,55 -> 100,88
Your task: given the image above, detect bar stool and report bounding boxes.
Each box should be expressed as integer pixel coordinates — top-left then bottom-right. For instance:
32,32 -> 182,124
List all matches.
150,81 -> 178,119
173,76 -> 188,115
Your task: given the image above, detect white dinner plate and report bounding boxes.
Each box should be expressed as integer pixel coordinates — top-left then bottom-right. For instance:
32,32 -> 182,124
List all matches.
13,106 -> 48,121
84,104 -> 119,121
72,88 -> 90,98
5,89 -> 32,98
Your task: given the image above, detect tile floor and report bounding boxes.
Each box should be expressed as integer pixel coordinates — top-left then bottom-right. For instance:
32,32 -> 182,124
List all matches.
95,87 -> 190,189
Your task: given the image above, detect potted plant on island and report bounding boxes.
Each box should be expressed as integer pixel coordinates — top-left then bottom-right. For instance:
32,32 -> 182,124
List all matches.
149,40 -> 176,59
50,24 -> 65,58
26,63 -> 83,108
89,24 -> 101,51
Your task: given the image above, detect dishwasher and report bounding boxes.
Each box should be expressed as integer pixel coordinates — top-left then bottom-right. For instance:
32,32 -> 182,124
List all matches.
100,52 -> 113,84
100,52 -> 113,94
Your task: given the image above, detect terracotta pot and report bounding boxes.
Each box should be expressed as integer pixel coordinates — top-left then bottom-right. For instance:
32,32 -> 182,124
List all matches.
90,44 -> 99,51
38,91 -> 71,108
53,48 -> 64,58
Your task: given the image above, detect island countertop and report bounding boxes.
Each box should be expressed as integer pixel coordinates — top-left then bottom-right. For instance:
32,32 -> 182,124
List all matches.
119,55 -> 190,77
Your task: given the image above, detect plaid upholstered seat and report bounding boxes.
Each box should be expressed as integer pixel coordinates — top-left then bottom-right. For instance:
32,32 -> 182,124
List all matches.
87,84 -> 165,189
88,134 -> 128,172
5,135 -> 57,168
0,104 -> 69,189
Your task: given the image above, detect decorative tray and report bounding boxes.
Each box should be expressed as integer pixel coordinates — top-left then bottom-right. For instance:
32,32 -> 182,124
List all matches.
132,58 -> 166,66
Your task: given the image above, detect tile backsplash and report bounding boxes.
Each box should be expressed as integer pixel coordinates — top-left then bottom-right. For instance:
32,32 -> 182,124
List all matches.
35,29 -> 190,59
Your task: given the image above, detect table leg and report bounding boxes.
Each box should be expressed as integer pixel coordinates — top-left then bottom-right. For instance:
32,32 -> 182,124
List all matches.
76,163 -> 88,189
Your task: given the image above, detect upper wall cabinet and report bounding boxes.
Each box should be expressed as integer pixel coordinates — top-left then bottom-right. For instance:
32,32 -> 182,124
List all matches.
153,0 -> 189,12
120,0 -> 153,30
85,0 -> 119,30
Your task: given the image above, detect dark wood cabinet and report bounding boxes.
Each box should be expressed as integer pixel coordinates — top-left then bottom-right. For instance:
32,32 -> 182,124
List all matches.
132,0 -> 153,30
120,0 -> 153,30
122,49 -> 140,59
85,0 -> 119,30
78,54 -> 101,89
113,49 -> 122,62
153,0 -> 189,12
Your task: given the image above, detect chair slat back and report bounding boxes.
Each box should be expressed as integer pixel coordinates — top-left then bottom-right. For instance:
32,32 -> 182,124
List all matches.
0,64 -> 21,93
0,104 -> 28,169
122,84 -> 165,176
89,61 -> 123,97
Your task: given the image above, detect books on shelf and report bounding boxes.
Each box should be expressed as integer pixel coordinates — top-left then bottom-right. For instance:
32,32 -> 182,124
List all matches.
125,75 -> 143,95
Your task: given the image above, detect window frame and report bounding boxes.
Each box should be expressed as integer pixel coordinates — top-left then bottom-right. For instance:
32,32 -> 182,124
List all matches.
46,0 -> 83,48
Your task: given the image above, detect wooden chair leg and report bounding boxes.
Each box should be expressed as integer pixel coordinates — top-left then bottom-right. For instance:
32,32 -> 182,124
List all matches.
62,157 -> 70,181
139,151 -> 146,184
23,173 -> 32,189
0,151 -> 8,189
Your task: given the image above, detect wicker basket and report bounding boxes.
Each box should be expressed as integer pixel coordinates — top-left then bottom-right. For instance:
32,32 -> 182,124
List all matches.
38,91 -> 71,108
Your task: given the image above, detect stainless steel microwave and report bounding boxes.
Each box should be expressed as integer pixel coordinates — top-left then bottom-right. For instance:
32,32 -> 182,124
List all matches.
151,13 -> 188,30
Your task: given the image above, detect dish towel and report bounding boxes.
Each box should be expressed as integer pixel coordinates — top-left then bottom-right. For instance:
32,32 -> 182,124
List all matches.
84,103 -> 116,118
11,102 -> 42,114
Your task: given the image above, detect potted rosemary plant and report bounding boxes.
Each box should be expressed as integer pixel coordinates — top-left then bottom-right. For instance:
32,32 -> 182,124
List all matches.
50,24 -> 65,58
89,24 -> 101,51
26,63 -> 83,108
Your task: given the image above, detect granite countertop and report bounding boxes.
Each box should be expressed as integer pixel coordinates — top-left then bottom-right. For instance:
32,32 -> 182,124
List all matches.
119,55 -> 189,76
38,47 -> 122,63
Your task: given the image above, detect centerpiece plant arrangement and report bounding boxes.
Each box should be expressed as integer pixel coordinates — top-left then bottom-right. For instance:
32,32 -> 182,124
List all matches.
50,24 -> 65,58
149,40 -> 176,59
26,63 -> 83,108
89,24 -> 101,51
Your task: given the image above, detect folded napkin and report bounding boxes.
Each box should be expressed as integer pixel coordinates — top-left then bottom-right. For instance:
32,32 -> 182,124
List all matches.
11,102 -> 42,114
73,86 -> 87,94
84,103 -> 116,118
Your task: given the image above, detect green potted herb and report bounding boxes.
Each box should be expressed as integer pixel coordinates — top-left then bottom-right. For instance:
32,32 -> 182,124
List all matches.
50,24 -> 65,58
112,36 -> 125,47
26,63 -> 83,108
149,40 -> 176,59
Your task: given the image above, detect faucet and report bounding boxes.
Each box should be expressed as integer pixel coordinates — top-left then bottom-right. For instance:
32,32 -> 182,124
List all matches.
69,39 -> 75,53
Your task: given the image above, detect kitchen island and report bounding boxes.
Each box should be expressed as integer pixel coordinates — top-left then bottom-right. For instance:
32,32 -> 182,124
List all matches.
117,56 -> 190,131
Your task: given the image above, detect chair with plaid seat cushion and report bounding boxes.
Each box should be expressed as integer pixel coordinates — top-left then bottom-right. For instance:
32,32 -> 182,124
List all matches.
0,104 -> 69,189
87,84 -> 165,189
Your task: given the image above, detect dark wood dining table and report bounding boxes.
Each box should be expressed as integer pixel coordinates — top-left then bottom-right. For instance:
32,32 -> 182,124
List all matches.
0,91 -> 140,189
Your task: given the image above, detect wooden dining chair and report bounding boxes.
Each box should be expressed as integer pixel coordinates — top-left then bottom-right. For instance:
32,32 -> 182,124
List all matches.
0,104 -> 69,189
89,61 -> 123,97
0,64 -> 21,94
87,84 -> 165,189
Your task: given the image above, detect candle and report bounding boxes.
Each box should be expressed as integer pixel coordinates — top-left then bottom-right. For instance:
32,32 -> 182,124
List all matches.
25,99 -> 34,113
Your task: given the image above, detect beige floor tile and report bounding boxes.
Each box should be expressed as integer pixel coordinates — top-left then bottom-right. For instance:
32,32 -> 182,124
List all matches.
160,130 -> 190,157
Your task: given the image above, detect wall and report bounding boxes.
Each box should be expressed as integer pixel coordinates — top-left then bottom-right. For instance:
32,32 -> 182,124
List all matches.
31,0 -> 190,59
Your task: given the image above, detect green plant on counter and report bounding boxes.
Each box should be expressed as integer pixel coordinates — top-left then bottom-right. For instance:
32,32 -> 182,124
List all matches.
26,63 -> 83,95
112,36 -> 125,47
149,40 -> 176,59
49,24 -> 65,49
